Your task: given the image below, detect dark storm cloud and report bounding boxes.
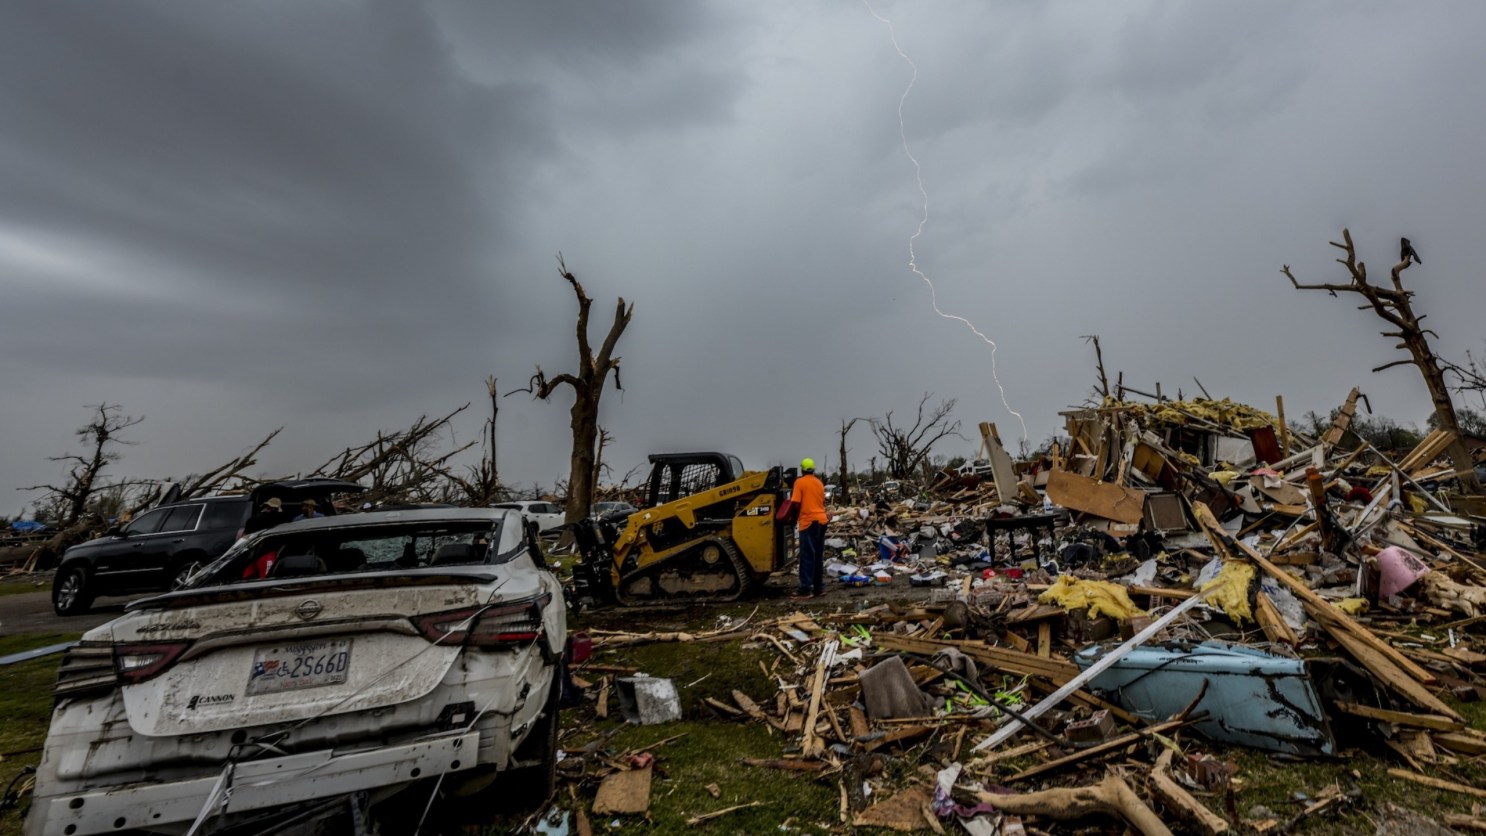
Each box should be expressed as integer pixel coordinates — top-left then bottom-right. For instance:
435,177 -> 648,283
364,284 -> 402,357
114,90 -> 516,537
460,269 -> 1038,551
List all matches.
0,0 -> 531,400
6,0 -> 1486,513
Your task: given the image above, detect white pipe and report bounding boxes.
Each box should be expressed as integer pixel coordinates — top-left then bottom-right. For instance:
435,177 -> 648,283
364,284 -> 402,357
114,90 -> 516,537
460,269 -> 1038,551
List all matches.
970,590 -> 1214,753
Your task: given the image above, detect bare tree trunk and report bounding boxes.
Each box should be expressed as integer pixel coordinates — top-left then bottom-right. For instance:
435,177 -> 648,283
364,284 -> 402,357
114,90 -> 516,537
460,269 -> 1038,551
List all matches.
513,255 -> 634,524
837,418 -> 862,505
1283,229 -> 1481,493
593,426 -> 614,494
486,375 -> 500,492
1083,334 -> 1111,398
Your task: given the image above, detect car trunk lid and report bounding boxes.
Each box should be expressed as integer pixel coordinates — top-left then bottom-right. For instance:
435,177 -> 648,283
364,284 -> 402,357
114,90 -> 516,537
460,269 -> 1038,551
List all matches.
110,572 -> 543,736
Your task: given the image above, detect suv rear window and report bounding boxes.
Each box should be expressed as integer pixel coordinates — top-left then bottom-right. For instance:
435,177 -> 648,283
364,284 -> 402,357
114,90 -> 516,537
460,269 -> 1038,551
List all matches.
202,500 -> 252,530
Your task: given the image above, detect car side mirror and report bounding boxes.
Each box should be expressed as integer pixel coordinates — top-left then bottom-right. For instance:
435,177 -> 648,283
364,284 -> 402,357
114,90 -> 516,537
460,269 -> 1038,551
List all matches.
109,525 -> 126,537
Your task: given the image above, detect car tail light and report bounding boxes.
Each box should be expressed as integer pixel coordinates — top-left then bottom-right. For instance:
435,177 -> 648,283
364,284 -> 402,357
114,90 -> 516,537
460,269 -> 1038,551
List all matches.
54,641 -> 118,700
412,593 -> 552,648
113,641 -> 192,684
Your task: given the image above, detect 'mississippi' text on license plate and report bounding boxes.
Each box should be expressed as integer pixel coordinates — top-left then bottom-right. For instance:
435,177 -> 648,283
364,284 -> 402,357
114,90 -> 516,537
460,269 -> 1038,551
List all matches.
247,638 -> 353,696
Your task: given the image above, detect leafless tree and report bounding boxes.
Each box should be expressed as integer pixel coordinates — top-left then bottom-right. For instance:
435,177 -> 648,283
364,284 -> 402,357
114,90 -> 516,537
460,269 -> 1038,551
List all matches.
1082,334 -> 1111,401
836,418 -> 865,504
510,255 -> 634,524
593,426 -> 615,491
870,393 -> 961,479
173,428 -> 283,500
19,404 -> 150,569
22,404 -> 144,528
1283,229 -> 1481,492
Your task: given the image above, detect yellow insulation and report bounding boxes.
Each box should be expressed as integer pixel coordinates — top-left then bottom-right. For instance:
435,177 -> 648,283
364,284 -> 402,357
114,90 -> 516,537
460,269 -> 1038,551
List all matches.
1039,575 -> 1147,621
1198,559 -> 1254,624
1101,396 -> 1279,432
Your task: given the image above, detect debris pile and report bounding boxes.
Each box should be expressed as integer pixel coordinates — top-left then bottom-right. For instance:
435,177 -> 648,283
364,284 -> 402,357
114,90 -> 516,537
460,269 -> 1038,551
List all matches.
560,388 -> 1486,833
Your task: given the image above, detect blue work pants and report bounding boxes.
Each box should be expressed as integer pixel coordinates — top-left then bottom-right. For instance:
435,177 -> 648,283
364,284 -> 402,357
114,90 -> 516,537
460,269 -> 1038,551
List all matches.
798,522 -> 826,594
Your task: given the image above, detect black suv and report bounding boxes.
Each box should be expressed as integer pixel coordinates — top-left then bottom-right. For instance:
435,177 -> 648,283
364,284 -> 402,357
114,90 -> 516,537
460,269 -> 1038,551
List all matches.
51,478 -> 363,615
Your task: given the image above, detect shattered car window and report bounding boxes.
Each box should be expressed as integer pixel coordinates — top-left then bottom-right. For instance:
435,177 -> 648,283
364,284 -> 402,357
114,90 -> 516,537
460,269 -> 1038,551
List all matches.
196,519 -> 505,586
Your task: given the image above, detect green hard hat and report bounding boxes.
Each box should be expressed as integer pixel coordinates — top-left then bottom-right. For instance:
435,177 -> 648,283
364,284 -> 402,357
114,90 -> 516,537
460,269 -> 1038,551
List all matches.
800,458 -> 815,471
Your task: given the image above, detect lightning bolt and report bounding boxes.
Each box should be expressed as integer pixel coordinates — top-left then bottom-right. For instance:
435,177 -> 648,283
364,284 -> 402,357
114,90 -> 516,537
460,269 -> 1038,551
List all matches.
864,1 -> 1028,443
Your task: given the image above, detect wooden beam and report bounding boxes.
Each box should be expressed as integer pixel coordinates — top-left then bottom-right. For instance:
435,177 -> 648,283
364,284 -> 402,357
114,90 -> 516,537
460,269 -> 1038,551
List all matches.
1192,503 -> 1444,693
1275,395 -> 1289,459
1332,702 -> 1462,731
1321,388 -> 1360,447
1386,769 -> 1486,799
1008,719 -> 1192,782
800,641 -> 837,758
1255,592 -> 1299,646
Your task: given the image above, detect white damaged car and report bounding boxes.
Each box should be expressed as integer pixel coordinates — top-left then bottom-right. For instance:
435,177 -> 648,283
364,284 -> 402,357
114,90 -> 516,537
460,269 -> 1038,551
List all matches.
27,507 -> 574,835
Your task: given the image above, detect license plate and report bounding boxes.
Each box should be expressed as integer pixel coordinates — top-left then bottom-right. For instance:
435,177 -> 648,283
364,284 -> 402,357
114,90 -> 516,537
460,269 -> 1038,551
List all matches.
246,639 -> 353,696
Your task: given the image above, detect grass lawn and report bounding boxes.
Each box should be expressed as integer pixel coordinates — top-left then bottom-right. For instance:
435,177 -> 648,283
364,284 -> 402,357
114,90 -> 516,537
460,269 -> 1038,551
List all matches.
0,580 -> 46,598
0,633 -> 77,836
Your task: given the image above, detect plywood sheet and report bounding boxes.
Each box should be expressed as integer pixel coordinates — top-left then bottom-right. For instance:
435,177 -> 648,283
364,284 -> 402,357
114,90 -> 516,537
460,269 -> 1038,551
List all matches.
1046,468 -> 1147,524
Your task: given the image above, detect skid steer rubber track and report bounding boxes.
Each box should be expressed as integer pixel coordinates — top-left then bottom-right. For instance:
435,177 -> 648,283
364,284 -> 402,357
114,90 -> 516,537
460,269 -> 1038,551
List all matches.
615,537 -> 752,605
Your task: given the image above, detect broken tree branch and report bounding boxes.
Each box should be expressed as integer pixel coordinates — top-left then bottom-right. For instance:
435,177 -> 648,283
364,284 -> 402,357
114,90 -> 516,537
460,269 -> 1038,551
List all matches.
972,773 -> 1172,836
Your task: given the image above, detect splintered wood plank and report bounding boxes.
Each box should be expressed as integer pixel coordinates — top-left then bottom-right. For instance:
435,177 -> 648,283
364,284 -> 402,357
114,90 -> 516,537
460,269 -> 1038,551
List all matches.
733,689 -> 767,722
596,676 -> 610,720
1255,592 -> 1299,645
1386,769 -> 1486,799
1332,702 -> 1463,731
1321,388 -> 1360,447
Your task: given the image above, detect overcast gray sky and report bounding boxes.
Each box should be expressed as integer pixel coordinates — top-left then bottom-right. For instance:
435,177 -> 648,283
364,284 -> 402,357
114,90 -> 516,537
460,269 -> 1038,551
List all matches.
5,1 -> 1486,515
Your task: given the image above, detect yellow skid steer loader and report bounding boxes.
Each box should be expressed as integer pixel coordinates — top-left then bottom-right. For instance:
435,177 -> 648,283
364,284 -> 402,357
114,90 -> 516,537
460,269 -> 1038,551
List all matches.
569,453 -> 794,606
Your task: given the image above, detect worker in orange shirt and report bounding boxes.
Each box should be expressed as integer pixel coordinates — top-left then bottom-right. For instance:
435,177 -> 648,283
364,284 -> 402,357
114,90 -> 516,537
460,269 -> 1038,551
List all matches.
789,458 -> 829,600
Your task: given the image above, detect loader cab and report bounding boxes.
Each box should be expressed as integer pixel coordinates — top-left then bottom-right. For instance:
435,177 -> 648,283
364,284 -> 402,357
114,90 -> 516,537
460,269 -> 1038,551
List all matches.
645,452 -> 747,506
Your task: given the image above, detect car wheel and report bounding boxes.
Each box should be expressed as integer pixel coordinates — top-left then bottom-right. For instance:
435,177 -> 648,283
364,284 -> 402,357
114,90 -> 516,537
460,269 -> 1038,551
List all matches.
53,565 -> 96,616
171,561 -> 203,590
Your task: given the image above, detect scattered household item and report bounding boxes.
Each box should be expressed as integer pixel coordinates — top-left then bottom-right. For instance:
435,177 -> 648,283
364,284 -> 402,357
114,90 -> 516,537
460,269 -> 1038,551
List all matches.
615,675 -> 682,725
910,570 -> 948,587
858,656 -> 931,720
1377,546 -> 1431,599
